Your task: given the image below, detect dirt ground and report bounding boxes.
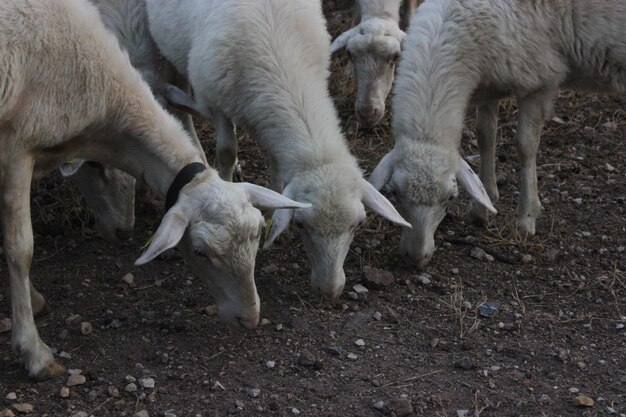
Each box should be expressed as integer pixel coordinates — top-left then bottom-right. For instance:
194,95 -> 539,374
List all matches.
1,3 -> 625,417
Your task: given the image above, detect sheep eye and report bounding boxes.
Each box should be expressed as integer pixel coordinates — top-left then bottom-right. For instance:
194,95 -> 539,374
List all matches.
346,49 -> 353,60
392,52 -> 401,63
193,247 -> 208,258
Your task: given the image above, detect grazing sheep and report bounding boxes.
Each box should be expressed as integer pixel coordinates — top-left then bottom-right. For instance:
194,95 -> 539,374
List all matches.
330,0 -> 420,126
147,0 -> 410,300
0,0 -> 308,379
370,0 -> 626,266
62,0 -> 208,244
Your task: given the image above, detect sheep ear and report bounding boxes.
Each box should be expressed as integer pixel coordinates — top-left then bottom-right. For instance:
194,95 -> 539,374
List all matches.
456,158 -> 497,214
330,27 -> 357,53
263,208 -> 295,249
59,159 -> 86,177
361,179 -> 411,228
162,83 -> 208,119
369,150 -> 396,190
135,205 -> 190,265
239,183 -> 311,209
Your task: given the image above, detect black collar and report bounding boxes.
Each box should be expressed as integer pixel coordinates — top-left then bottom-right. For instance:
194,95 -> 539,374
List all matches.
165,162 -> 207,211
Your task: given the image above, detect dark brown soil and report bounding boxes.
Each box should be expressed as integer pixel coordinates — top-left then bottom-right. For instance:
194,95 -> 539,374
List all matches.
1,3 -> 625,417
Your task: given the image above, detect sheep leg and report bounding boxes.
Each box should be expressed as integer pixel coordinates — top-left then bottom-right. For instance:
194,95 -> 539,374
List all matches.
214,110 -> 239,182
466,101 -> 500,225
514,92 -> 553,236
1,156 -> 65,380
29,281 -> 51,318
173,74 -> 206,164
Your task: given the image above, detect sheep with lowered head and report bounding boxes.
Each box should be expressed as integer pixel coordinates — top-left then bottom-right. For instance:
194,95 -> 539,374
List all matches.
0,0 -> 308,379
370,0 -> 626,266
147,0 -> 411,300
331,0 -> 420,126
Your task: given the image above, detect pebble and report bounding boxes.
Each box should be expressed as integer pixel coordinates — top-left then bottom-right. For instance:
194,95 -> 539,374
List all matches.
139,378 -> 155,389
363,266 -> 394,288
59,351 -> 71,359
451,268 -> 459,275
372,401 -> 384,410
347,292 -> 358,300
607,407 -> 617,415
573,198 -> 583,206
456,411 -> 471,417
569,387 -> 580,394
11,404 -> 33,414
521,254 -> 533,263
616,323 -> 625,330
122,273 -> 135,286
133,410 -> 149,417
470,247 -> 486,260
347,352 -> 358,361
6,393 -> 17,401
70,412 -> 88,417
354,339 -> 365,347
298,350 -> 317,367
163,411 -> 177,417
324,346 -> 342,357
68,368 -> 82,375
202,305 -> 218,316
266,360 -> 276,369
417,274 -> 431,285
291,408 -> 300,415
353,284 -> 369,294
454,357 -> 474,370
538,394 -> 551,404
260,318 -> 270,326
247,388 -> 261,398
66,374 -> 86,387
574,395 -> 594,407
388,398 -> 413,417
65,314 -> 82,325
86,390 -> 98,403
275,323 -> 283,331
60,386 -> 70,398
107,386 -> 120,397
125,383 -> 138,392
80,322 -> 93,335
0,409 -> 15,417
212,381 -> 225,391
0,318 -> 11,333
372,311 -> 382,321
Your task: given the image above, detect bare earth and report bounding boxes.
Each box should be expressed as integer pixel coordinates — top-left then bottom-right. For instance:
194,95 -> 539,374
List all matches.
1,3 -> 625,417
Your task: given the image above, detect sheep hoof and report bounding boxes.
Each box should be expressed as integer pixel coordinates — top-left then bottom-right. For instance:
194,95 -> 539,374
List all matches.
32,361 -> 66,381
516,217 -> 536,238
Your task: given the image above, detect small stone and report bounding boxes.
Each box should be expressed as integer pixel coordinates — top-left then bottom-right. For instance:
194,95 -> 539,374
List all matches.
538,394 -> 551,404
573,197 -> 583,206
122,273 -> 135,286
347,352 -> 358,361
607,407 -> 617,414
275,323 -> 283,331
80,322 -> 93,335
60,386 -> 70,398
124,383 -> 137,392
0,318 -> 11,333
521,254 -> 533,263
0,409 -> 15,417
417,274 -> 431,285
65,314 -> 82,325
454,356 -> 474,370
372,311 -> 382,321
68,368 -> 82,375
291,408 -> 300,415
86,390 -> 98,403
451,268 -> 459,275
66,374 -> 86,387
574,395 -> 594,407
347,291 -> 358,300
372,401 -> 384,410
260,318 -> 270,326
616,323 -> 625,330
11,404 -> 33,414
6,393 -> 17,401
457,411 -> 471,417
388,398 -> 413,417
262,263 -> 279,274
134,410 -> 150,417
298,350 -> 316,367
59,351 -> 71,359
266,360 -> 275,369
569,387 -> 580,394
363,266 -> 394,289
202,305 -> 218,316
577,362 -> 587,370
70,412 -> 88,417
479,301 -> 500,318
605,163 -> 616,172
470,247 -> 486,260
484,254 -> 495,262
352,284 -> 369,294
212,381 -> 225,391
139,378 -> 155,389
354,339 -> 365,347
324,346 -> 342,356
163,411 -> 177,417
247,388 -> 261,398
107,386 -> 120,397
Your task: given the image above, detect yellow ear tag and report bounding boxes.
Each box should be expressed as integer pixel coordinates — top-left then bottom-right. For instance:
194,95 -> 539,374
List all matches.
141,232 -> 156,250
264,218 -> 273,241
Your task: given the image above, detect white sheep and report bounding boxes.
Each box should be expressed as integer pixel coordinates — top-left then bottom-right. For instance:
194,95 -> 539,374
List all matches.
62,0 -> 208,243
370,0 -> 626,266
330,0 -> 420,126
0,0 -> 308,380
147,0 -> 410,300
